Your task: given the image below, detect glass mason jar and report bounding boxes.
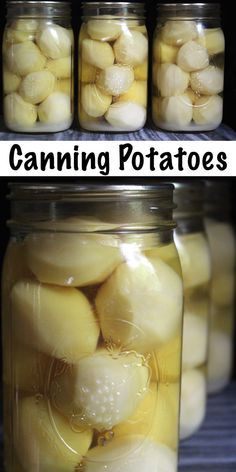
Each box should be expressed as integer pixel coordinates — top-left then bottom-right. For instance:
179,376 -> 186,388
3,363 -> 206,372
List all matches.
78,2 -> 148,132
173,181 -> 212,440
204,181 -> 235,394
2,1 -> 74,133
2,183 -> 184,472
152,3 -> 225,131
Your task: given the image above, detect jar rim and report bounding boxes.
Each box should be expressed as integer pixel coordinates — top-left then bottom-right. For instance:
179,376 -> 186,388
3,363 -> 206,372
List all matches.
7,1 -> 70,5
156,2 -> 221,19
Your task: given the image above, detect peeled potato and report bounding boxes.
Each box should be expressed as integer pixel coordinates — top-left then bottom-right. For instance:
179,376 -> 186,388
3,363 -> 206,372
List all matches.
85,436 -> 177,472
205,220 -> 235,273
12,19 -> 38,33
87,19 -> 122,41
177,40 -> 209,72
116,81 -> 147,107
157,63 -> 189,97
193,95 -> 223,127
38,91 -> 71,124
82,39 -> 114,69
82,83 -> 112,118
96,256 -> 183,353
134,61 -> 148,80
47,56 -> 71,78
4,93 -> 37,127
105,101 -> 146,130
114,31 -> 148,66
80,61 -> 97,83
79,107 -> 101,126
153,38 -> 178,64
26,231 -> 122,287
161,94 -> 193,128
54,78 -> 71,95
175,232 -> 211,289
180,369 -> 206,440
4,27 -> 34,44
161,20 -> 198,46
97,65 -> 134,96
50,349 -> 149,431
208,331 -> 232,394
3,67 -> 21,94
185,88 -> 200,104
211,271 -> 235,306
19,70 -> 55,104
190,66 -> 224,95
152,96 -> 163,123
182,314 -> 208,369
198,28 -> 225,55
150,335 -> 181,383
11,279 -> 99,362
15,396 -> 92,471
36,25 -> 72,59
5,41 -> 46,76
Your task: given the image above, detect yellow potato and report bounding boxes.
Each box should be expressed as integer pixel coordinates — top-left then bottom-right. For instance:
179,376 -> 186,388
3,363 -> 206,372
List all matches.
197,28 -> 225,55
3,67 -> 21,94
150,336 -> 181,383
190,66 -> 224,95
19,70 -> 55,104
161,20 -> 198,46
4,93 -> 37,127
38,91 -> 71,124
14,396 -> 92,471
161,94 -> 193,128
4,27 -> 34,44
157,63 -> 189,97
82,39 -> 114,69
177,40 -> 209,72
211,271 -> 235,306
134,61 -> 148,80
193,95 -> 223,127
175,232 -> 211,289
87,19 -> 122,41
180,369 -> 206,439
182,314 -> 208,369
11,279 -> 99,362
5,41 -> 46,76
152,96 -> 163,124
54,78 -> 71,95
114,31 -> 148,66
116,80 -> 147,107
26,231 -> 122,287
153,37 -> 178,63
96,256 -> 183,353
47,56 -> 72,78
36,24 -> 72,59
79,23 -> 90,49
185,87 -> 200,104
81,84 -> 112,117
80,61 -> 97,83
12,19 -> 38,33
79,106 -> 101,126
97,65 -> 134,96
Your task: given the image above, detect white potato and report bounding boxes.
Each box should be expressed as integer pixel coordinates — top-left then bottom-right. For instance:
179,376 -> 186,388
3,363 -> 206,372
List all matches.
208,331 -> 232,394
105,101 -> 146,130
36,25 -> 72,59
5,41 -> 46,76
97,65 -> 134,96
193,95 -> 223,127
26,231 -> 122,286
3,67 -> 21,94
161,94 -> 193,128
205,220 -> 236,273
182,314 -> 208,369
11,279 -> 99,362
38,92 -> 71,124
87,19 -> 122,41
81,84 -> 112,117
157,63 -> 189,97
4,27 -> 34,44
190,66 -> 224,95
116,80 -> 147,107
4,93 -> 37,126
12,19 -> 38,32
180,369 -> 206,439
162,20 -> 198,46
82,39 -> 114,69
85,436 -> 177,472
177,40 -> 209,72
19,70 -> 55,104
175,232 -> 211,289
46,56 -> 71,78
114,31 -> 148,66
15,396 -> 92,471
50,349 -> 149,431
198,28 -> 225,55
96,256 -> 183,353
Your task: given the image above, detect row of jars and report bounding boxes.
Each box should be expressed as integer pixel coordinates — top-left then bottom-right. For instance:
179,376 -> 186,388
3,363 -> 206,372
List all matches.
2,180 -> 235,472
2,1 -> 225,133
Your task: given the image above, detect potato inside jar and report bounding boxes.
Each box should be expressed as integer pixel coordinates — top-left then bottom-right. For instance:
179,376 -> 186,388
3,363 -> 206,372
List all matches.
78,16 -> 148,131
3,18 -> 74,132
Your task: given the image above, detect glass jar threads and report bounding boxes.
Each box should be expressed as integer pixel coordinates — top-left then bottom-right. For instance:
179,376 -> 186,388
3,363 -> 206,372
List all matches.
204,181 -> 235,394
173,181 -> 211,440
78,2 -> 148,132
2,1 -> 74,133
2,183 -> 183,472
152,3 -> 225,131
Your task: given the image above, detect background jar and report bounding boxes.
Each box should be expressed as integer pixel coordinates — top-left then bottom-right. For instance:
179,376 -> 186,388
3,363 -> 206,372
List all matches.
204,181 -> 235,394
2,1 -> 74,133
152,3 -> 225,132
2,183 -> 183,472
78,2 -> 148,132
173,181 -> 212,440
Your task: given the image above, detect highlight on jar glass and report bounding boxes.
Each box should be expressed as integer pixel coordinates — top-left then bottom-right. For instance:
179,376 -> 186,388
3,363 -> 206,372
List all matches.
2,183 -> 184,472
204,180 -> 235,394
152,3 -> 225,131
2,1 -> 74,133
172,181 -> 212,440
78,2 -> 148,132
